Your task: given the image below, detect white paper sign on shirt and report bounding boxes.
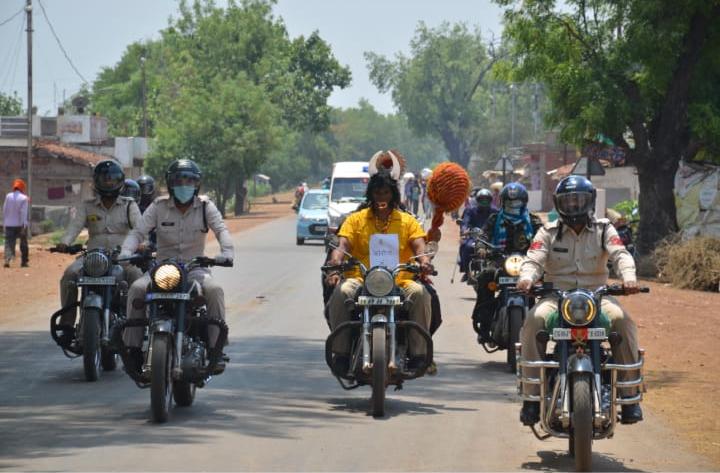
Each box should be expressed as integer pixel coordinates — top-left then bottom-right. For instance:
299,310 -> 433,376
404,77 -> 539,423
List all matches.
369,233 -> 399,269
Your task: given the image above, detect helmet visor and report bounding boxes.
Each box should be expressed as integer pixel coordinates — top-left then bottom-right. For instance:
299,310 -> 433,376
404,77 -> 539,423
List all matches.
168,170 -> 200,188
96,168 -> 124,192
139,181 -> 155,196
556,192 -> 594,217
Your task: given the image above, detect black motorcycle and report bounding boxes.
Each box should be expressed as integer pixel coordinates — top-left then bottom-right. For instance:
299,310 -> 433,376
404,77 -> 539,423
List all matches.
121,255 -> 233,423
516,284 -> 648,472
50,245 -> 129,381
322,252 -> 436,418
465,229 -> 531,372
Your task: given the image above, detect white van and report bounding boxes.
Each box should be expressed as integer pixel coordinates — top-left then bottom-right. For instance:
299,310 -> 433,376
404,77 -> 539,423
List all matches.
327,161 -> 369,234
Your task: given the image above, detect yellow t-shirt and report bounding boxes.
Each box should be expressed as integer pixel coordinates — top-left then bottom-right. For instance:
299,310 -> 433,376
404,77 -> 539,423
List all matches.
337,207 -> 426,286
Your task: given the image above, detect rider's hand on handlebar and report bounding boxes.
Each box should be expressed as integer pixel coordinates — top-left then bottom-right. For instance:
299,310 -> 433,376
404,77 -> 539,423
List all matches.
419,261 -> 434,276
623,280 -> 640,294
516,278 -> 533,293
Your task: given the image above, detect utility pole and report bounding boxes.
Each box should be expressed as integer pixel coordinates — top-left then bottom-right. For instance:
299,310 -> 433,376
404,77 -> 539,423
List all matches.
140,55 -> 147,138
510,83 -> 516,149
25,0 -> 33,237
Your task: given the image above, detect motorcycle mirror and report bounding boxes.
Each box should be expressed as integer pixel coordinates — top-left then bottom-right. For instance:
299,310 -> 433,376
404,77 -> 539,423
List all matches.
328,242 -> 355,261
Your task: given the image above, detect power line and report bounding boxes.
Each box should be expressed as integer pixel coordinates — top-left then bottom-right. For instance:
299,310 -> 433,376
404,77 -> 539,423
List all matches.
37,0 -> 88,84
0,15 -> 25,92
0,7 -> 24,28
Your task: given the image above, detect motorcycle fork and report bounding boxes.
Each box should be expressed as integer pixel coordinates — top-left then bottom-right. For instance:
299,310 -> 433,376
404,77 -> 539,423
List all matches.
362,306 -> 371,372
102,285 -> 113,343
388,306 -> 397,371
174,301 -> 186,380
591,340 -> 605,427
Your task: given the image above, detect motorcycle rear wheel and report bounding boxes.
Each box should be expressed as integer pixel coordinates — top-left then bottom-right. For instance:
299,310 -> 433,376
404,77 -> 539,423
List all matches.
570,373 -> 594,471
506,307 -> 524,373
371,325 -> 387,418
82,309 -> 102,382
173,380 -> 196,407
150,334 -> 173,423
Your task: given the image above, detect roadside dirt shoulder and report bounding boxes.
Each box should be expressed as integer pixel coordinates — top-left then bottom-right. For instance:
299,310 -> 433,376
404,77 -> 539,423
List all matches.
0,193 -> 295,325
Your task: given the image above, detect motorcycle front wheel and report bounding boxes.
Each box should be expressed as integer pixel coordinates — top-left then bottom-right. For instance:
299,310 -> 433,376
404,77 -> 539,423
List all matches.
371,325 -> 387,418
82,309 -> 102,382
150,334 -> 174,423
570,373 -> 594,471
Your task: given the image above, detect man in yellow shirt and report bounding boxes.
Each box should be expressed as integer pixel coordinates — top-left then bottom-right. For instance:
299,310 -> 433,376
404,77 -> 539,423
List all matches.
325,169 -> 433,373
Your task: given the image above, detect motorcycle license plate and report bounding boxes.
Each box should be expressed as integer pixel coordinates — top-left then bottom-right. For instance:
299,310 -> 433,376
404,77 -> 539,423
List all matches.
357,296 -> 401,306
553,328 -> 606,341
147,292 -> 191,301
499,276 -> 518,285
77,276 -> 116,285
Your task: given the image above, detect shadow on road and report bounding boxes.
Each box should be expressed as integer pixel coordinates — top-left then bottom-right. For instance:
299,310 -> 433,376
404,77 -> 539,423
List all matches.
521,449 -> 646,472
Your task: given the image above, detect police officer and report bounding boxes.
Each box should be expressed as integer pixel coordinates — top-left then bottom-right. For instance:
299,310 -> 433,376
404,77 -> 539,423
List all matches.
458,189 -> 496,282
472,183 -> 542,342
136,175 -> 156,213
56,160 -> 143,344
120,179 -> 141,204
516,175 -> 643,425
120,159 -> 234,376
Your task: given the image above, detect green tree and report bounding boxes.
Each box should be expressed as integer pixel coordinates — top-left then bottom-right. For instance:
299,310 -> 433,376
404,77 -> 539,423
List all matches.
0,92 -> 22,115
496,0 -> 720,253
365,22 -> 502,168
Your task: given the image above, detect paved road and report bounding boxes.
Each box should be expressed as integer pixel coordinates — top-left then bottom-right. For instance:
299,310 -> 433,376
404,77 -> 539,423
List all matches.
0,216 -> 712,471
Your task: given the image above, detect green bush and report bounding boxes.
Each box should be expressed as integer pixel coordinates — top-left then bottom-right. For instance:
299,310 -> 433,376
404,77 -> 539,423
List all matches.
40,219 -> 55,234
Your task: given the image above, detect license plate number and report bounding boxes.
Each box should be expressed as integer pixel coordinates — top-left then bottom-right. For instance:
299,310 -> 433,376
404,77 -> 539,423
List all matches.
553,327 -> 606,341
357,296 -> 401,306
147,292 -> 191,301
499,276 -> 518,285
78,276 -> 116,285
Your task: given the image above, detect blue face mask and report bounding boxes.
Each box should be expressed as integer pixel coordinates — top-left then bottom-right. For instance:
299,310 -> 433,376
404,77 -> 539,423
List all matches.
173,186 -> 196,204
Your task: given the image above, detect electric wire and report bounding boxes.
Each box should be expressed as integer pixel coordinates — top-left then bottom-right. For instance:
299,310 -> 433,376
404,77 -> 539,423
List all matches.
0,15 -> 26,93
0,7 -> 24,28
37,0 -> 88,84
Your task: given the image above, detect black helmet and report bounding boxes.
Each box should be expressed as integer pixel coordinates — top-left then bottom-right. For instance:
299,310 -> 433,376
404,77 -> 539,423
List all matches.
165,159 -> 202,204
120,179 -> 141,203
500,182 -> 528,216
136,175 -> 156,197
554,175 -> 596,225
93,160 -> 125,198
475,188 -> 493,208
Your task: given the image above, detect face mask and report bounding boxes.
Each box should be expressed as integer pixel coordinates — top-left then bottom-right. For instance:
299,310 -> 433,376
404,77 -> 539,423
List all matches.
173,185 -> 196,204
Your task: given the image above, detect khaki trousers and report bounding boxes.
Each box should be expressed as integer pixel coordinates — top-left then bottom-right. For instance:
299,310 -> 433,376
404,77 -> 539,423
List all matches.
59,257 -> 142,325
520,295 -> 640,397
123,268 -> 225,348
327,278 -> 432,356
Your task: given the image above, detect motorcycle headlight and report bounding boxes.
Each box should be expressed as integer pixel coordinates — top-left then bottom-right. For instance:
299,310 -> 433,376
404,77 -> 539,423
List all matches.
503,254 -> 524,276
365,267 -> 394,297
152,264 -> 182,291
561,292 -> 597,327
83,251 -> 110,277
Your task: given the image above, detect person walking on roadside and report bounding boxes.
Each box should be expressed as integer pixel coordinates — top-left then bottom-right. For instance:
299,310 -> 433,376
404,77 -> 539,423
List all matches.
3,179 -> 30,268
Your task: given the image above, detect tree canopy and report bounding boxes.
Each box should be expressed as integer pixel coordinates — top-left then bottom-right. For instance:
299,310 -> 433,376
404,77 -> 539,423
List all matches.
0,92 -> 22,116
496,0 -> 720,253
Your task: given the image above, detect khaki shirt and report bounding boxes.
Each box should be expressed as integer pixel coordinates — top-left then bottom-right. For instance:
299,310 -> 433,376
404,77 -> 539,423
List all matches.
519,218 -> 636,290
61,196 -> 141,250
121,195 -> 234,261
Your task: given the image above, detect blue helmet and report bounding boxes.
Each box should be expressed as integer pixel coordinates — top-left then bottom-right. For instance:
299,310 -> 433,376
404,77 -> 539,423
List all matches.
500,182 -> 528,216
554,175 -> 596,225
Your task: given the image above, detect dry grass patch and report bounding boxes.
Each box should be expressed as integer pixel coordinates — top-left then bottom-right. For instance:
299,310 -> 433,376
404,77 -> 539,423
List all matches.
654,236 -> 720,291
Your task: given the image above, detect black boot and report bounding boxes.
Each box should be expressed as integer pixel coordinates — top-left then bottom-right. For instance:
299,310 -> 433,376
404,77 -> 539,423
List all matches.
123,347 -> 148,382
621,404 -> 643,424
331,354 -> 350,377
520,401 -> 540,425
207,349 -> 227,375
57,324 -> 76,348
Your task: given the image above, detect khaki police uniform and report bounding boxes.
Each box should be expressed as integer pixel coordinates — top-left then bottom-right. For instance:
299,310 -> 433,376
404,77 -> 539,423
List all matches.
121,195 -> 234,348
518,218 -> 640,396
59,196 -> 143,325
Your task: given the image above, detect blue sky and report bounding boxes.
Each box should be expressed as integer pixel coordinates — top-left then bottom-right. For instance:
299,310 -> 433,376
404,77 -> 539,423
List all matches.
0,0 -> 504,116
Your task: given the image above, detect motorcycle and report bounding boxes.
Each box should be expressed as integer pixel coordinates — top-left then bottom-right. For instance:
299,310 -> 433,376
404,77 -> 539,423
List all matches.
322,250 -> 436,417
49,244 -> 130,381
464,228 -> 531,372
516,283 -> 648,472
121,255 -> 233,423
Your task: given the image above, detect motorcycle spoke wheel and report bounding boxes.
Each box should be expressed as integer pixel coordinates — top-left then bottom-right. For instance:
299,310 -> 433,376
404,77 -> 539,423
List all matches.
150,335 -> 173,423
571,373 -> 594,472
82,309 -> 102,382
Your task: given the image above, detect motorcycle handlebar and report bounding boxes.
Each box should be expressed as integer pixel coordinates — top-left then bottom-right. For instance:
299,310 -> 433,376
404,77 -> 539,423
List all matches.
49,244 -> 84,255
190,256 -> 234,268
